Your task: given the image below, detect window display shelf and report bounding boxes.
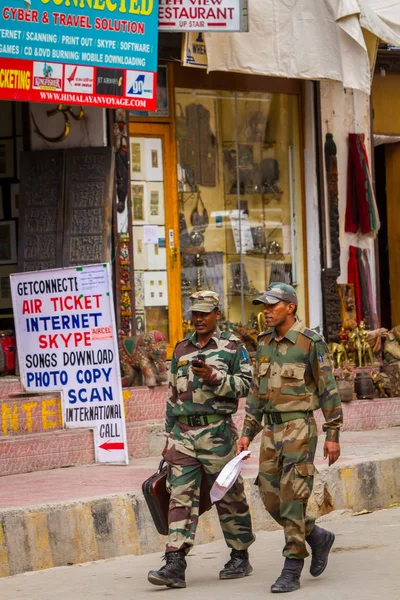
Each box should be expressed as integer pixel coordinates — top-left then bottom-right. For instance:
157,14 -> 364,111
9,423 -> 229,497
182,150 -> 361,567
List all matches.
227,293 -> 260,298
225,252 -> 287,259
224,192 -> 283,198
175,87 -> 304,329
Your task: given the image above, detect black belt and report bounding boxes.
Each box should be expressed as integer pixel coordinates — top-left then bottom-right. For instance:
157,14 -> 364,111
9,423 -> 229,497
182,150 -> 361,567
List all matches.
178,414 -> 227,427
264,411 -> 311,426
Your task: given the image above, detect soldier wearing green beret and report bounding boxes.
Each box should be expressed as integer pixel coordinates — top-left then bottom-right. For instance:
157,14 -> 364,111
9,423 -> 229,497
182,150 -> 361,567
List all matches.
148,291 -> 255,589
237,283 -> 343,593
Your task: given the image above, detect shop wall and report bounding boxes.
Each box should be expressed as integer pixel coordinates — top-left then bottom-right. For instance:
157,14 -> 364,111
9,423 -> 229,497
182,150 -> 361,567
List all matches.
372,73 -> 400,135
29,104 -> 107,150
319,82 -> 376,293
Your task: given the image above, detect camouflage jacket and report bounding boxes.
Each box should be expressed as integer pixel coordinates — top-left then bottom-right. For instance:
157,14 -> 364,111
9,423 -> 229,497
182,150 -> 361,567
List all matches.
242,319 -> 343,443
165,328 -> 253,433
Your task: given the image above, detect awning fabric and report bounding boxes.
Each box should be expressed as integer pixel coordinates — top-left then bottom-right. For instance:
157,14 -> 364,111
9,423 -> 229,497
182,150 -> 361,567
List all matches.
205,1 -> 400,93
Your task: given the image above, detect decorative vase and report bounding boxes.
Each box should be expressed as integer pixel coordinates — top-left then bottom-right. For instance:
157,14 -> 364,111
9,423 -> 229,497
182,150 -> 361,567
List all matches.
355,372 -> 375,400
336,379 -> 354,402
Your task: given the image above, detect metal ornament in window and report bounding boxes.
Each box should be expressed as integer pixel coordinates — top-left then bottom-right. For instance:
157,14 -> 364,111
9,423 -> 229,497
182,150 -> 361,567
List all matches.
181,274 -> 193,297
268,241 -> 281,255
244,110 -> 268,142
259,158 -> 281,194
195,253 -> 204,291
254,225 -> 267,254
189,228 -> 204,247
189,192 -> 209,247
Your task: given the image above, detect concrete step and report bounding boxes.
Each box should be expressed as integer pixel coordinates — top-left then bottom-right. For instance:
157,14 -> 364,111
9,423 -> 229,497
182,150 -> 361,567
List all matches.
0,377 -> 23,397
0,428 -> 95,476
0,428 -> 399,577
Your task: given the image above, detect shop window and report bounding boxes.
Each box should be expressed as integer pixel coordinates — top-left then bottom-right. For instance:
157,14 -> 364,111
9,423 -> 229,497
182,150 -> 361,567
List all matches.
130,134 -> 170,343
175,89 -> 305,334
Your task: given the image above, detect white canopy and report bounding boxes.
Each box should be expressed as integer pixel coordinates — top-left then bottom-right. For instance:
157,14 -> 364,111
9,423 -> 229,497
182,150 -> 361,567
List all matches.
205,0 -> 400,93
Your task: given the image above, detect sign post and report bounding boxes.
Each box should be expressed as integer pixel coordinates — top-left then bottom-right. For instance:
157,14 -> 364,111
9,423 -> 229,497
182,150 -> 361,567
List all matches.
10,263 -> 128,465
0,0 -> 159,110
159,0 -> 248,32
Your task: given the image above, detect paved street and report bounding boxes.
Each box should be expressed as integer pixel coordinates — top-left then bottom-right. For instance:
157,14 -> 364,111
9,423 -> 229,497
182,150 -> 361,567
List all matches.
1,507 -> 400,599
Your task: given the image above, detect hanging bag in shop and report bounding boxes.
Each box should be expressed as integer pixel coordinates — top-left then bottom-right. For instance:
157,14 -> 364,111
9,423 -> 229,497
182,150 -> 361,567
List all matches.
190,192 -> 209,234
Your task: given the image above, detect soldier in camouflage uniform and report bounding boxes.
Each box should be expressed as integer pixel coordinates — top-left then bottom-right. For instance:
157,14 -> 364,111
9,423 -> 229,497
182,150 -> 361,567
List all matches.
148,291 -> 255,589
237,283 -> 343,593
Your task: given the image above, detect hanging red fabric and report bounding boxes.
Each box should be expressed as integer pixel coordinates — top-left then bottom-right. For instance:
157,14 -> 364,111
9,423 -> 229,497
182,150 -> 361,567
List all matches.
345,133 -> 379,235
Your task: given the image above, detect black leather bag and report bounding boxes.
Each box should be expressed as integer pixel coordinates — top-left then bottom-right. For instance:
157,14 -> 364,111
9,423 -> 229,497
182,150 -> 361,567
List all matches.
142,459 -> 213,536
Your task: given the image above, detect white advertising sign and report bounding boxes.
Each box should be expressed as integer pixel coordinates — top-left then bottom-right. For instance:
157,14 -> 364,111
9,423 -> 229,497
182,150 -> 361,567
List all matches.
10,264 -> 128,465
229,210 -> 254,254
182,32 -> 208,68
159,0 -> 248,32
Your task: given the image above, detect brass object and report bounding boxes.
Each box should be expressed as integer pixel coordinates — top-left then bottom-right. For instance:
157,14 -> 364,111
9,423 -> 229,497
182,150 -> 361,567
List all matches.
371,371 -> 392,398
328,342 -> 348,368
346,322 -> 374,367
337,283 -> 357,330
257,312 -> 265,333
31,104 -> 85,143
182,318 -> 194,337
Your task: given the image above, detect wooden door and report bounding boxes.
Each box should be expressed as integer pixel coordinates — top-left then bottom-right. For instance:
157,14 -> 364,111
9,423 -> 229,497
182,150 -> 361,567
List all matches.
385,144 -> 400,325
128,122 -> 182,358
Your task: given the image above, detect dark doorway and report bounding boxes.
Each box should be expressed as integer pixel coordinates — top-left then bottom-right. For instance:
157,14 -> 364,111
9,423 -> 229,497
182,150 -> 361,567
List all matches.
374,144 -> 391,329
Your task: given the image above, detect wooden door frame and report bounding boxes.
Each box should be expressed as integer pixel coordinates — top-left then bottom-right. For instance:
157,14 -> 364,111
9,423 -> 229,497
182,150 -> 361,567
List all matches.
128,121 -> 182,358
384,143 -> 400,327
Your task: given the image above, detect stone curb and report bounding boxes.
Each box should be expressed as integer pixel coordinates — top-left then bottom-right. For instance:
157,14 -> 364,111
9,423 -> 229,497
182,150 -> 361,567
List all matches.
1,455 -> 399,578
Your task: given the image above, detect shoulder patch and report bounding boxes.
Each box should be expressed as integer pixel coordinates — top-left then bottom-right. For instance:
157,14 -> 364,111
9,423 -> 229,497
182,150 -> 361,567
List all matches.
259,356 -> 270,363
177,359 -> 189,367
302,328 -> 323,343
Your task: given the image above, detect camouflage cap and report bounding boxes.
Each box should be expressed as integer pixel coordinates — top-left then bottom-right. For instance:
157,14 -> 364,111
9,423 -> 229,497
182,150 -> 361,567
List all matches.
252,283 -> 298,306
189,291 -> 221,313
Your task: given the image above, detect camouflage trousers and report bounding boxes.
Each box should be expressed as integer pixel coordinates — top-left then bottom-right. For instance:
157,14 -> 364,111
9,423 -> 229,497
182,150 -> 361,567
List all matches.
164,418 -> 255,554
258,415 -> 318,560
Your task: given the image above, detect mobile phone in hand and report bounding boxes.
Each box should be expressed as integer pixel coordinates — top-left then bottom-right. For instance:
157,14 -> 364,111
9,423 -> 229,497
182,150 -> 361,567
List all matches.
192,353 -> 206,368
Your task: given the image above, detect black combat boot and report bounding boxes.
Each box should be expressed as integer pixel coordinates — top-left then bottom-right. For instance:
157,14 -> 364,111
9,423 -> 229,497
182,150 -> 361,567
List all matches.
306,525 -> 335,577
271,558 -> 304,593
147,550 -> 187,588
219,549 -> 253,579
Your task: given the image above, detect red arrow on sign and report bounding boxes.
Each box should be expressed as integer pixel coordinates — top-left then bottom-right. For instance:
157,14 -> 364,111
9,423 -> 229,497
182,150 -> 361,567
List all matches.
99,441 -> 125,451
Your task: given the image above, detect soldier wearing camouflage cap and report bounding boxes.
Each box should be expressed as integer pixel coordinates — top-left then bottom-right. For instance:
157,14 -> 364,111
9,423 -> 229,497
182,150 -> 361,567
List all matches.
237,283 -> 343,593
148,291 -> 255,589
